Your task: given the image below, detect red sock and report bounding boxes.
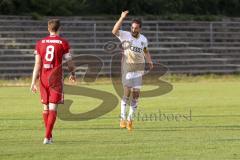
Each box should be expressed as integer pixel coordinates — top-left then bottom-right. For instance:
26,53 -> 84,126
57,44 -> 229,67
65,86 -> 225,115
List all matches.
45,110 -> 57,139
42,110 -> 49,128
42,110 -> 53,138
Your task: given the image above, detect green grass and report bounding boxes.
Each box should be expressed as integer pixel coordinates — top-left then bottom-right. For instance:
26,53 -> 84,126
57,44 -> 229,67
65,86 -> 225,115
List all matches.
1,81 -> 240,160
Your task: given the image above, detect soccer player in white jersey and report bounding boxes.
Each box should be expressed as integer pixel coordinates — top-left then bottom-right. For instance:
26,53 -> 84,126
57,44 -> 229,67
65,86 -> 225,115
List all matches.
112,10 -> 153,131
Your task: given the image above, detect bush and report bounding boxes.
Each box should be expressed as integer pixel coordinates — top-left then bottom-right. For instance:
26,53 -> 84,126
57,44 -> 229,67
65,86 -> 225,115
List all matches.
1,0 -> 240,18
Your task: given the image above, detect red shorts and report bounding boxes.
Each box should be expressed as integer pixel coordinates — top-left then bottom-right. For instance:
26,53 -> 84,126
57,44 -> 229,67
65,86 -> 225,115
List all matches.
39,77 -> 64,104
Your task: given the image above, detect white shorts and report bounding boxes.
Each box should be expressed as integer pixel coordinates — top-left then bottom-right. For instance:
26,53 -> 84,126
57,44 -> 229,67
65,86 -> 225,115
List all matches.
122,71 -> 143,89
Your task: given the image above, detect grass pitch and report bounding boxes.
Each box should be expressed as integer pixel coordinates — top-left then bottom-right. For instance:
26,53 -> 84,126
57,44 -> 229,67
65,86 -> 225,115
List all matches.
1,80 -> 240,160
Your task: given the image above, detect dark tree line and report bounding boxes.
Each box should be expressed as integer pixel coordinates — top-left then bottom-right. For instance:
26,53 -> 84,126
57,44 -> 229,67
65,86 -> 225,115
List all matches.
1,0 -> 240,16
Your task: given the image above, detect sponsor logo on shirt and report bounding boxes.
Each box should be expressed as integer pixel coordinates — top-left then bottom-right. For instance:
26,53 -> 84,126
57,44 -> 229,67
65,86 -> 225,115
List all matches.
130,46 -> 143,53
42,40 -> 63,44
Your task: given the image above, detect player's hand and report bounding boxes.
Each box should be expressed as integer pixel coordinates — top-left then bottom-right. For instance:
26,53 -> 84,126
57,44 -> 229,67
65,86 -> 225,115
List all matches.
30,83 -> 37,93
149,61 -> 153,70
121,10 -> 129,19
69,75 -> 76,83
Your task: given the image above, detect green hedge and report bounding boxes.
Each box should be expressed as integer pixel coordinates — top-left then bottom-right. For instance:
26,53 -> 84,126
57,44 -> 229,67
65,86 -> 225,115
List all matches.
0,0 -> 240,17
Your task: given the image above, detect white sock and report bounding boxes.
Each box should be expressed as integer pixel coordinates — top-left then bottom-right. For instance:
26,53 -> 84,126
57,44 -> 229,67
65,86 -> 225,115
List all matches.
127,99 -> 138,121
120,96 -> 129,120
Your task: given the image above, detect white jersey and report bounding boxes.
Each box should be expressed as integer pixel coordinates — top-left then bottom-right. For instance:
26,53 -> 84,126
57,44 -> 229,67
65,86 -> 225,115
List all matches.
117,30 -> 148,64
117,30 -> 148,89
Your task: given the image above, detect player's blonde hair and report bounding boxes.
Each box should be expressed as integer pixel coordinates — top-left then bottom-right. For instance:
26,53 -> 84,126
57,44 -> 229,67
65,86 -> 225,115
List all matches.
48,19 -> 60,32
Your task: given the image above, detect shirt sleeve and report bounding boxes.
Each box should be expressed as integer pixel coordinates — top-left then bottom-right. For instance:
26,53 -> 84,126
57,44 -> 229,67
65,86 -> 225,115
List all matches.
34,41 -> 40,55
117,30 -> 130,42
62,40 -> 70,55
62,40 -> 72,60
144,37 -> 148,49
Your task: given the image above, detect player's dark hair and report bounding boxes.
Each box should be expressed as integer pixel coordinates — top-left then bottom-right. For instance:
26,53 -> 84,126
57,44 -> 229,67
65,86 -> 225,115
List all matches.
48,19 -> 60,32
131,19 -> 142,28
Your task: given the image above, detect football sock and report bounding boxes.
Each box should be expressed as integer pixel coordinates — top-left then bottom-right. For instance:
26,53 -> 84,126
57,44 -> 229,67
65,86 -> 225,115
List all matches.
42,110 -> 53,138
45,110 -> 57,139
121,96 -> 129,120
127,99 -> 138,121
42,110 -> 49,128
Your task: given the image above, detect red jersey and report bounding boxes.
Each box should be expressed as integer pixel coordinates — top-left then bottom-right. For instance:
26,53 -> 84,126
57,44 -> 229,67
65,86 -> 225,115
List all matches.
34,35 -> 70,104
35,35 -> 70,77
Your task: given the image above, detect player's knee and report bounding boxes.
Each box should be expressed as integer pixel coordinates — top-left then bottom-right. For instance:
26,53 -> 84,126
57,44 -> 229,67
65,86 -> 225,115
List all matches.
49,103 -> 58,111
124,87 -> 131,97
122,96 -> 129,103
131,98 -> 138,108
43,104 -> 49,111
132,91 -> 140,99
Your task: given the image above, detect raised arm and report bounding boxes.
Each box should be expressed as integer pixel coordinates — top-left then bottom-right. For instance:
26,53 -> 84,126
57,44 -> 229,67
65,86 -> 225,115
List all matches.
112,10 -> 129,36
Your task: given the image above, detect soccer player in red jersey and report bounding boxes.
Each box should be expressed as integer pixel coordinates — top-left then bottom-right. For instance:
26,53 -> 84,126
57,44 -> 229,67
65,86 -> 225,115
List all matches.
30,19 -> 76,144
